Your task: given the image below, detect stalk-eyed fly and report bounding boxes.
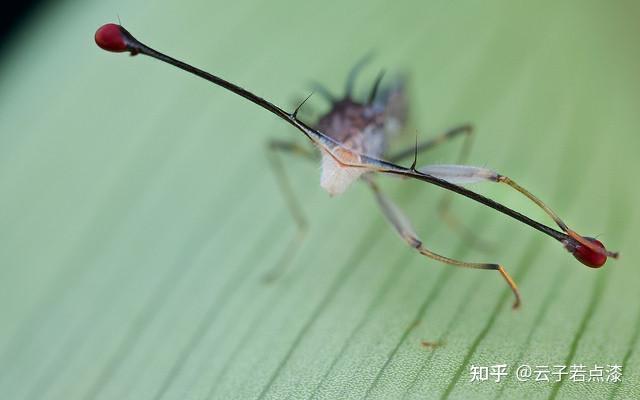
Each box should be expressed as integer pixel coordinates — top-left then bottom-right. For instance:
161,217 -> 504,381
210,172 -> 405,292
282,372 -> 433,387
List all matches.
95,23 -> 619,308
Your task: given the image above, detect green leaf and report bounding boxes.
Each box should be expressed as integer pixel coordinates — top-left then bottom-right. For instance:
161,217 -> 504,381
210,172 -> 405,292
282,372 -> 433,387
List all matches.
0,1 -> 638,399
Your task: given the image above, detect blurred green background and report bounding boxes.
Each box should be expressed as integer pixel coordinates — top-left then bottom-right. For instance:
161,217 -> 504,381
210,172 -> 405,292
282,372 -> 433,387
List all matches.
1,0 -> 639,399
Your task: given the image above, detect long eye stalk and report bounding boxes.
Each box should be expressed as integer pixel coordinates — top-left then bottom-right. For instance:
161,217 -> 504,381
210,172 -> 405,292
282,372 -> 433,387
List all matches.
94,23 -> 618,266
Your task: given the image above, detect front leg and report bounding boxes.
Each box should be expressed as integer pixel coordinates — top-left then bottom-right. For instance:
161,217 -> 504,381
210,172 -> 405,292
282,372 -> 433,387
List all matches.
263,139 -> 317,282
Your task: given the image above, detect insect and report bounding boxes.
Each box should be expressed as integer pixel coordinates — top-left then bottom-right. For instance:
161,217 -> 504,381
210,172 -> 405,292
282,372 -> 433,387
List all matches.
94,23 -> 618,309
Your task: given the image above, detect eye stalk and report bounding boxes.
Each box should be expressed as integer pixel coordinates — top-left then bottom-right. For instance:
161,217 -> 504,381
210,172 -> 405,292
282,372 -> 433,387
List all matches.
565,236 -> 614,268
93,22 -> 621,304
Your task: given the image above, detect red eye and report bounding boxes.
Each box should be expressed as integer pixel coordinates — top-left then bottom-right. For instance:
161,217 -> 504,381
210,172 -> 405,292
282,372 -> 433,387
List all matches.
569,237 -> 607,268
95,24 -> 128,52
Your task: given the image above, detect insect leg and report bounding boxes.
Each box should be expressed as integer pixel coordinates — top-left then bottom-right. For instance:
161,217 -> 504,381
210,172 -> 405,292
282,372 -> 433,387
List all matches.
262,139 -> 317,282
413,163 -> 617,258
387,125 -> 492,251
417,164 -> 573,229
364,176 -> 521,309
367,70 -> 386,104
387,124 -> 473,163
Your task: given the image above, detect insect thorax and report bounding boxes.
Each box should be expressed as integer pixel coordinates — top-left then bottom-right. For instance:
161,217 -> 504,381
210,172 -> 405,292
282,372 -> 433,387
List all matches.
315,99 -> 387,196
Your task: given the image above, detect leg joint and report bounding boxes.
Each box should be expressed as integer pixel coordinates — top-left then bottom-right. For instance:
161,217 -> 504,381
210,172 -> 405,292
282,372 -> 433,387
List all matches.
406,236 -> 422,249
